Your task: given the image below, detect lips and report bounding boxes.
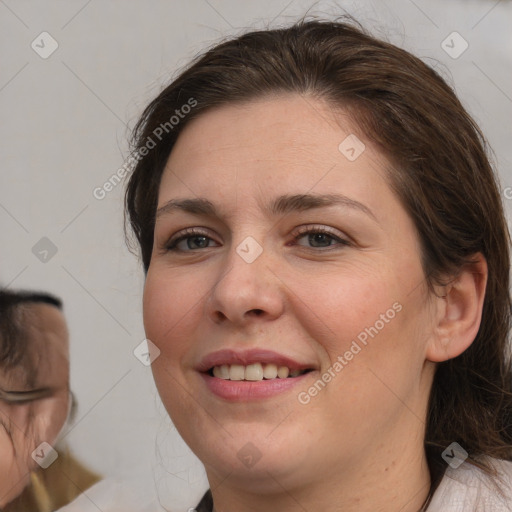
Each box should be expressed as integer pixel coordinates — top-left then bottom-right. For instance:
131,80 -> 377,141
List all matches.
194,347 -> 316,401
211,363 -> 308,381
196,348 -> 316,374
196,348 -> 318,400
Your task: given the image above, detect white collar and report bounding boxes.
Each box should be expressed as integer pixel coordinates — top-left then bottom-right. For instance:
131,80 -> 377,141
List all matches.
427,457 -> 512,511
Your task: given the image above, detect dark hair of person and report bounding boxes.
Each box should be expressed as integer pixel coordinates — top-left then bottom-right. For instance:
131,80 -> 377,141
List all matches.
0,288 -> 63,368
124,16 -> 512,509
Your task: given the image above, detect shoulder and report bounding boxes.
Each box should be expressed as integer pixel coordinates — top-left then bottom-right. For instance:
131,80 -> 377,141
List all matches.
427,457 -> 512,512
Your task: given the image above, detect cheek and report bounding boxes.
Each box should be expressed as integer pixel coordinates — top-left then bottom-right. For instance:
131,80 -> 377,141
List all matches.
144,269 -> 187,338
289,266 -> 403,356
0,408 -> 35,493
301,281 -> 427,416
34,395 -> 70,445
0,426 -> 15,472
290,264 -> 426,407
0,442 -> 30,506
143,267 -> 207,366
0,404 -> 32,440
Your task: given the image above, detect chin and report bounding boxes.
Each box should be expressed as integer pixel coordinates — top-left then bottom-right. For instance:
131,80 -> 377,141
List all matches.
190,428 -> 313,490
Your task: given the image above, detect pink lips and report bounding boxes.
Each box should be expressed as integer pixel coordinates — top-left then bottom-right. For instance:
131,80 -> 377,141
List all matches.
197,348 -> 316,401
197,348 -> 313,373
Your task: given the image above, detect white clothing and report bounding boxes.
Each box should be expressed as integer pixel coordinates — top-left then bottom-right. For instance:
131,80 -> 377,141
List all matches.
427,457 -> 512,511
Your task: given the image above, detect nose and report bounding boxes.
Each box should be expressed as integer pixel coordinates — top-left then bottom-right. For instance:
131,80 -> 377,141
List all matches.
206,238 -> 285,327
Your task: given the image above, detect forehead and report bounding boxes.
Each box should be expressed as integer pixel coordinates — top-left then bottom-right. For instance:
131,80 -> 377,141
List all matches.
159,94 -> 394,221
25,303 -> 69,357
167,94 -> 362,165
0,304 -> 69,386
17,304 -> 69,362
26,302 -> 67,333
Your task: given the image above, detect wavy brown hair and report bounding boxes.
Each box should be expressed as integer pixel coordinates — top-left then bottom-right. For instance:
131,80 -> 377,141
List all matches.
124,17 -> 512,509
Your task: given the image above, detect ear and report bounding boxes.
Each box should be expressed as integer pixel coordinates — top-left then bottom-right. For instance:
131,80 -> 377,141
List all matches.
426,253 -> 488,362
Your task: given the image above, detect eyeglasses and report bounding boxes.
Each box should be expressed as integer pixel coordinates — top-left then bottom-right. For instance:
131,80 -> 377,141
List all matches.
0,387 -> 74,424
0,387 -> 55,404
0,387 -> 74,442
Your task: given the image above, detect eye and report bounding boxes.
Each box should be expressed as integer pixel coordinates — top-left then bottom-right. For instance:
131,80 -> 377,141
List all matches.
291,226 -> 350,250
165,228 -> 219,252
164,225 -> 350,253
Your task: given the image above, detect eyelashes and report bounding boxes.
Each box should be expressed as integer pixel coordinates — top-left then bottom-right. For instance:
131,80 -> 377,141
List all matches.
164,225 -> 351,253
292,225 -> 351,250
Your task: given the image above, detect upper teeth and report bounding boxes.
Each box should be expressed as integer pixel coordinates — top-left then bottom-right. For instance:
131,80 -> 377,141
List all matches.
212,363 -> 305,381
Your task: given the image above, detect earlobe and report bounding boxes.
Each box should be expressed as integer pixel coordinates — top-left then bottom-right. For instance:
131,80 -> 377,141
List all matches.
426,253 -> 488,363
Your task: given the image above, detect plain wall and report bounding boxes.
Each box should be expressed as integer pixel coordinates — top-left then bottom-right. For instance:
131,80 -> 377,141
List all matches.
1,0 -> 511,509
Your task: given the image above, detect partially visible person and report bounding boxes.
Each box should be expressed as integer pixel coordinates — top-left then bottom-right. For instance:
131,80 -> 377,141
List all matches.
0,289 -> 101,511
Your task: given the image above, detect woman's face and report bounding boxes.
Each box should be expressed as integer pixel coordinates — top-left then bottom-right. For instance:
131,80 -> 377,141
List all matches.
0,304 -> 70,506
144,95 -> 437,493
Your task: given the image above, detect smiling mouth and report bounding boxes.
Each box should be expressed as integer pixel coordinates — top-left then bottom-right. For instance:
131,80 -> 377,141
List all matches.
208,363 -> 313,381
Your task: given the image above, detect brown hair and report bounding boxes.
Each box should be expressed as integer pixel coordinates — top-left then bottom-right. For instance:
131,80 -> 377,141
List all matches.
0,289 -> 62,369
125,17 -> 512,508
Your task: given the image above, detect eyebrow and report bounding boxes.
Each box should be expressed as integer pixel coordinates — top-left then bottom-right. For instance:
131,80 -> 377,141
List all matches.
155,193 -> 377,223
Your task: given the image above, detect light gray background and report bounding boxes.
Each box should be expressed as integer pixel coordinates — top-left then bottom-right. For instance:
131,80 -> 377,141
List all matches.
1,0 -> 511,509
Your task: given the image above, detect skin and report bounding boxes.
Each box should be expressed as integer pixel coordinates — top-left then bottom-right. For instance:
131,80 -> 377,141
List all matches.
144,94 -> 487,512
0,304 -> 70,507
